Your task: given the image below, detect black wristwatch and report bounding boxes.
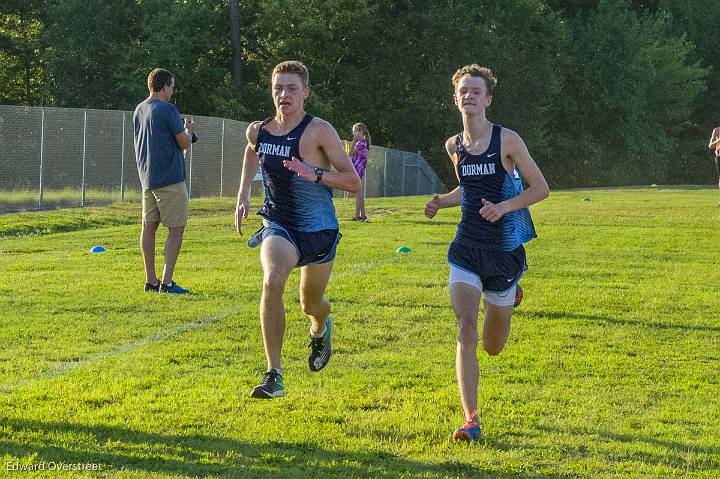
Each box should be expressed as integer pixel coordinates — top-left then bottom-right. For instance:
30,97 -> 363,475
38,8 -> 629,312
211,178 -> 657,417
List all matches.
313,167 -> 324,183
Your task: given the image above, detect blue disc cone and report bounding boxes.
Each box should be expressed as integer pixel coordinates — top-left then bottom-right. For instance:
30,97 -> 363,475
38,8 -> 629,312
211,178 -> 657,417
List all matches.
90,245 -> 106,253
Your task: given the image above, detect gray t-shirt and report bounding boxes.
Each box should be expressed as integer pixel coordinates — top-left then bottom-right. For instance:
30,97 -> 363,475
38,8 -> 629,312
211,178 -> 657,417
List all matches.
133,99 -> 186,189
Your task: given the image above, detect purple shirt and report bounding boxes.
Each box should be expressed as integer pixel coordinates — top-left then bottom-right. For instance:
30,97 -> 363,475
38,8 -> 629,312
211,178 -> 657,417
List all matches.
351,139 -> 369,177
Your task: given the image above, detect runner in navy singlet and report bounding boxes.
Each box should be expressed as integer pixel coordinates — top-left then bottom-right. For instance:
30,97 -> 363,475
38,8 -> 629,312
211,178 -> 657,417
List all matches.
234,61 -> 361,399
424,64 -> 549,441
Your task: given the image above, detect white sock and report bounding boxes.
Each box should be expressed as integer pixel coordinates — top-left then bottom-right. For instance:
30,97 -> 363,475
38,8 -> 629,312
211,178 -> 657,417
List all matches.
310,325 -> 327,339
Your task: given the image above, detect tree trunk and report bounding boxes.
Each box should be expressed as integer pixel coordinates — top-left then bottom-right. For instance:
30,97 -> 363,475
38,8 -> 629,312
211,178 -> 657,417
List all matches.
229,0 -> 242,91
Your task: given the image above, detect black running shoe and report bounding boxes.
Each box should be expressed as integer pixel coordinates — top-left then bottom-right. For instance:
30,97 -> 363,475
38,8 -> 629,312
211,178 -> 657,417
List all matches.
144,282 -> 160,292
250,370 -> 285,399
308,316 -> 333,372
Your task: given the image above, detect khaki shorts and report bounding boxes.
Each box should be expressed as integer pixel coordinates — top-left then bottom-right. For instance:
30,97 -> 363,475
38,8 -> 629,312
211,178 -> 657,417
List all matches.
142,181 -> 189,228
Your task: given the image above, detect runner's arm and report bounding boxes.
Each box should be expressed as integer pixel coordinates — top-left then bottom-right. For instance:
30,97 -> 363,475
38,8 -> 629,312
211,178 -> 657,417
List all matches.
235,122 -> 261,235
496,131 -> 549,214
424,138 -> 461,218
283,120 -> 361,193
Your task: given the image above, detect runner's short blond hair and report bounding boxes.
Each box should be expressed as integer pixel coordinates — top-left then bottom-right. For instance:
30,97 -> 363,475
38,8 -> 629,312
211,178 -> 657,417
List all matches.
451,64 -> 497,94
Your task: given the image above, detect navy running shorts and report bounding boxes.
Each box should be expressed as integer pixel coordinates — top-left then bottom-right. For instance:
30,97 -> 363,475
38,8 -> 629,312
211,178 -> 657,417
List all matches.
248,219 -> 341,267
447,241 -> 526,293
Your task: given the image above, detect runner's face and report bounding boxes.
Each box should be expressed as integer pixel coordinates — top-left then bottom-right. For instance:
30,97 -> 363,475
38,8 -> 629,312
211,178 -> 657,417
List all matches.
454,75 -> 492,114
272,73 -> 308,115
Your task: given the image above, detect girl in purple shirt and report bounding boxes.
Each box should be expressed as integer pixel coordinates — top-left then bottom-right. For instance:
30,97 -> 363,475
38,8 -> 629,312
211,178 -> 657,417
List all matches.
350,123 -> 371,221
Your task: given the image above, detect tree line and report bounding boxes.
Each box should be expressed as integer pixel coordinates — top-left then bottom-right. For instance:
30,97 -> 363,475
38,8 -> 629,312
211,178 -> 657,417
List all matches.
2,0 -> 719,188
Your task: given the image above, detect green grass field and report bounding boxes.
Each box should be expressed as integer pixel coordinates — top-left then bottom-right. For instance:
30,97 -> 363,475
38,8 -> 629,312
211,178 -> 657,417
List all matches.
1,189 -> 719,478
0,188 -> 143,214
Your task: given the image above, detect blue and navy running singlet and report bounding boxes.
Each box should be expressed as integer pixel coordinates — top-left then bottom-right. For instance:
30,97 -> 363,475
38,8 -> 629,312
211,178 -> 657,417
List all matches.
255,114 -> 338,232
453,124 -> 536,251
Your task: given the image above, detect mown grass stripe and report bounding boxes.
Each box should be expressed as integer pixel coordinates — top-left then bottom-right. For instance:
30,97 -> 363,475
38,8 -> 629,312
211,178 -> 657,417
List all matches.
0,306 -> 242,395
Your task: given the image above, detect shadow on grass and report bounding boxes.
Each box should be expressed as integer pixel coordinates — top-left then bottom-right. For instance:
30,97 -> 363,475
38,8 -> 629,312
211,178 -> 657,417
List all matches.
526,310 -> 720,333
396,219 -> 458,227
535,424 -> 720,471
0,417 -> 575,479
0,198 -> 117,215
335,298 -> 448,311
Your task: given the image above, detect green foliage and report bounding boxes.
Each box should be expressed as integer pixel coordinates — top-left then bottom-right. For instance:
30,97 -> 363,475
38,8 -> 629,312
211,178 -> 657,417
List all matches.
659,0 -> 720,183
43,0 -> 140,109
1,0 -> 718,187
123,0 -> 238,115
0,0 -> 47,105
545,0 -> 707,186
1,192 -> 719,477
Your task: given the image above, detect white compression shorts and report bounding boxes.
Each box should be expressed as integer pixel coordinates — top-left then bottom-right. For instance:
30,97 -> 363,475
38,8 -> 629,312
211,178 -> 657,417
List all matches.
448,264 -> 516,307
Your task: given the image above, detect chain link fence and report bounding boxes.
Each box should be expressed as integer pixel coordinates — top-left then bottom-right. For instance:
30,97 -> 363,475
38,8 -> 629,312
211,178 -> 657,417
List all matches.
0,105 -> 445,213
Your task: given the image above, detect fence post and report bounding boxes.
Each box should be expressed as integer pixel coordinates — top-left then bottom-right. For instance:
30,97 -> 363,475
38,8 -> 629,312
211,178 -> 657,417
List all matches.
220,119 -> 225,196
188,141 -> 193,199
363,162 -> 367,198
417,151 -> 422,195
81,110 -> 87,206
120,111 -> 125,201
383,149 -> 388,197
39,108 -> 45,208
401,153 -> 406,197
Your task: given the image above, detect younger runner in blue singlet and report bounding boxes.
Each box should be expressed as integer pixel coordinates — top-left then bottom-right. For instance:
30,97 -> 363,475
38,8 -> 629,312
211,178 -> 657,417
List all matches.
448,123 -> 536,295
424,64 -> 549,442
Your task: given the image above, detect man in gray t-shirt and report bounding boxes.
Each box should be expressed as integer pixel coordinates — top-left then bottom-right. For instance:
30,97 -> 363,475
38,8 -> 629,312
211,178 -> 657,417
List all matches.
133,68 -> 194,294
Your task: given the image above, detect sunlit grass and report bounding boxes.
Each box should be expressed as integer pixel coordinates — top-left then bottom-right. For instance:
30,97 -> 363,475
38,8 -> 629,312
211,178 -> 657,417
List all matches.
0,189 -> 718,478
